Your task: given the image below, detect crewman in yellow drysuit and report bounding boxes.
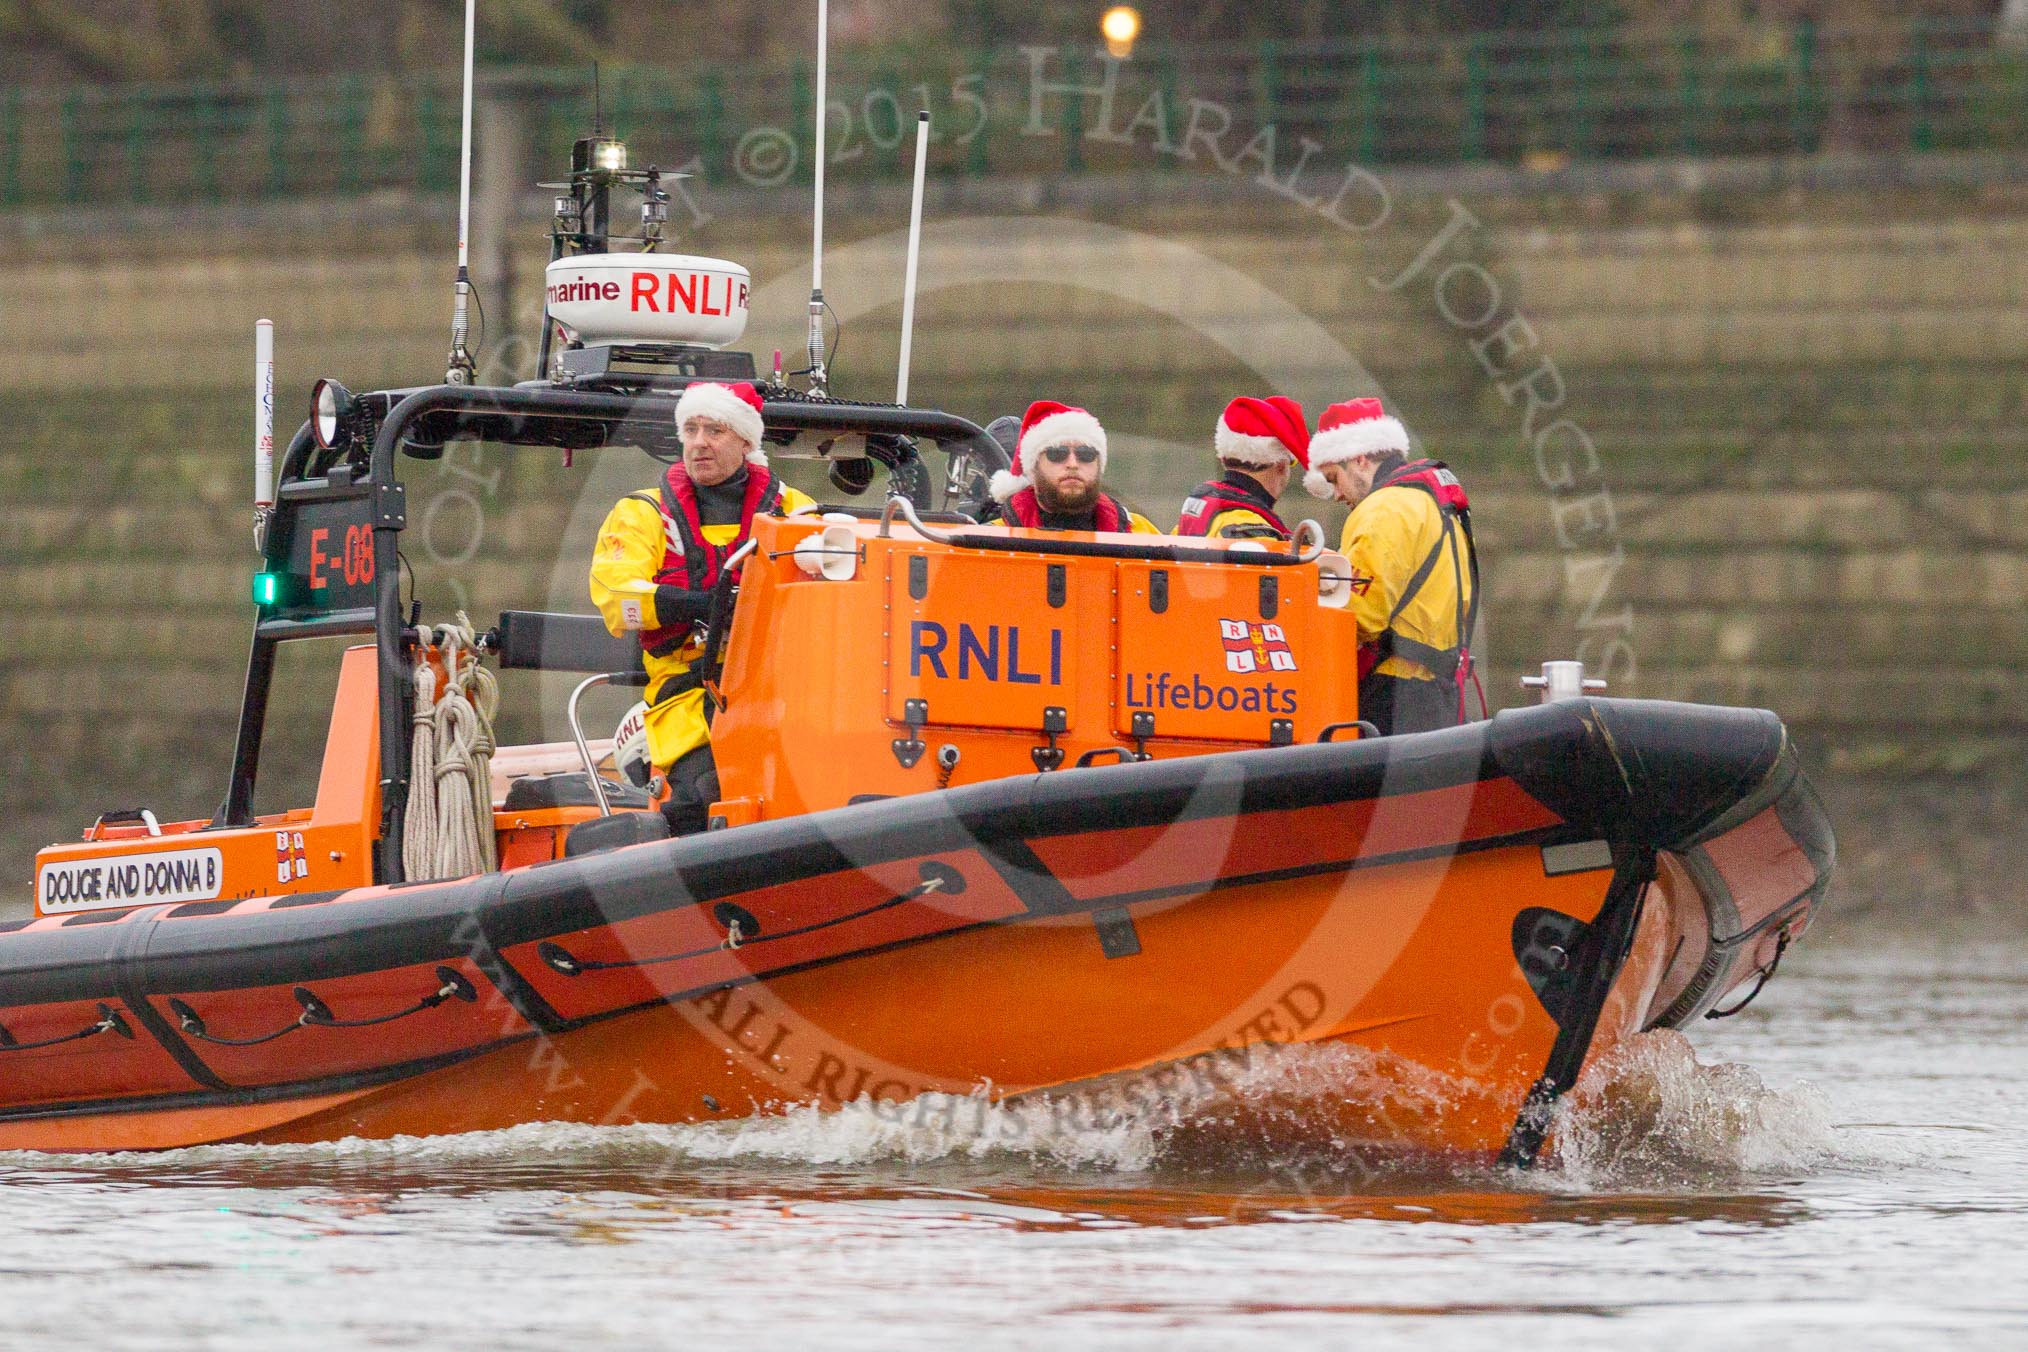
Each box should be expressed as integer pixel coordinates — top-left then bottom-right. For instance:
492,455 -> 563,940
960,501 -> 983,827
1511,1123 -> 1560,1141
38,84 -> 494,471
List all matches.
1172,395 -> 1309,541
1305,398 -> 1479,736
591,380 -> 814,831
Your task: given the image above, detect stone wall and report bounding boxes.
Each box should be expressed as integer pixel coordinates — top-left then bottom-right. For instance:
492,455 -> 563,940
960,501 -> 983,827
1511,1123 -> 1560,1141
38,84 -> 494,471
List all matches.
3,165 -> 2024,883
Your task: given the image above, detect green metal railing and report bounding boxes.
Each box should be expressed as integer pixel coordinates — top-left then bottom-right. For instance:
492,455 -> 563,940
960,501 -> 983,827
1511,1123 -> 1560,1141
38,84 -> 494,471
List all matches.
1,18 -> 2023,210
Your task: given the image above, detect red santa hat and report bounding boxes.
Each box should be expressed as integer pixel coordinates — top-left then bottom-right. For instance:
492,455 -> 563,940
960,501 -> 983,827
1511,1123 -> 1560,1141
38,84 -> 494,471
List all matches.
1215,395 -> 1310,470
674,380 -> 769,465
1304,397 -> 1409,498
988,400 -> 1109,504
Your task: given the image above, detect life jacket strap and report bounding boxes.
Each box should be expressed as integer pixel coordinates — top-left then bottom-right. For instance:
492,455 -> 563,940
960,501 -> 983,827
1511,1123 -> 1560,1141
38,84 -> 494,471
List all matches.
650,671 -> 706,707
1370,461 -> 1480,692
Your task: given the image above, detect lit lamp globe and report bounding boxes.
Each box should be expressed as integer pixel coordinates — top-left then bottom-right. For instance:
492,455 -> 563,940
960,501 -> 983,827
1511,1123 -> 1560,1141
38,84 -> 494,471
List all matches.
1101,5 -> 1140,59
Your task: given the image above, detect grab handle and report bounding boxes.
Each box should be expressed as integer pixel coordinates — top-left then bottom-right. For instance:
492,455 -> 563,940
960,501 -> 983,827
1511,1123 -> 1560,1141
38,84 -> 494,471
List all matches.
87,808 -> 162,840
567,672 -> 649,818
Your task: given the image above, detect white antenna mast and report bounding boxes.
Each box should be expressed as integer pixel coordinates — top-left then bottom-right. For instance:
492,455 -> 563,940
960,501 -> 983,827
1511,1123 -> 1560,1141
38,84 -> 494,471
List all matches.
895,111 -> 930,407
445,0 -> 478,384
806,0 -> 830,394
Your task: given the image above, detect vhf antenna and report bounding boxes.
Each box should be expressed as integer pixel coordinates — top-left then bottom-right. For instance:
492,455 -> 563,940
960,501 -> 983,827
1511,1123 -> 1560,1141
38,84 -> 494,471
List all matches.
895,111 -> 930,407
806,0 -> 830,395
444,0 -> 477,384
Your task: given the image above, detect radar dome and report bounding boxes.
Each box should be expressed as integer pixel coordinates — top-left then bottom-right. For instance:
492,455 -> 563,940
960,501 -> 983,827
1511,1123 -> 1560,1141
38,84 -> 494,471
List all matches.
544,254 -> 750,349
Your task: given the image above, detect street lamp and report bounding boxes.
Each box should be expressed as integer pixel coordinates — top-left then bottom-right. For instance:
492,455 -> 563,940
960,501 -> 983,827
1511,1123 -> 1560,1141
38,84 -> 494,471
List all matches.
1101,5 -> 1140,59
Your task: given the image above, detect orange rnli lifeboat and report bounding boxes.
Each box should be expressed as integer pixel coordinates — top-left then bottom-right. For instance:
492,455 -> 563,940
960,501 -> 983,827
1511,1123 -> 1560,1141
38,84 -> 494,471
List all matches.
2,437 -> 1831,1158
0,137 -> 1832,1163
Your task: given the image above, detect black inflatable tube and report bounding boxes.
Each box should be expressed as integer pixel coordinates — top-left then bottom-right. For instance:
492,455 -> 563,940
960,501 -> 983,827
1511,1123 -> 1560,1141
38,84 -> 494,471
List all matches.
2,698 -> 1798,1018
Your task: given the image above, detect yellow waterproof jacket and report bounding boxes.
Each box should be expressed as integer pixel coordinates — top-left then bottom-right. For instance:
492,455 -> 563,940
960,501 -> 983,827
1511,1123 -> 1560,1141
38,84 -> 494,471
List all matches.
1174,474 -> 1290,541
1199,506 -> 1279,539
590,482 -> 815,769
1340,474 -> 1475,683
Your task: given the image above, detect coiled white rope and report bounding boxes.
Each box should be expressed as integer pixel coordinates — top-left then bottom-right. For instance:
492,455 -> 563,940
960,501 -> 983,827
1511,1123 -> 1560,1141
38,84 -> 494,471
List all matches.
401,615 -> 501,880
401,660 -> 440,880
432,694 -> 485,880
463,621 -> 500,873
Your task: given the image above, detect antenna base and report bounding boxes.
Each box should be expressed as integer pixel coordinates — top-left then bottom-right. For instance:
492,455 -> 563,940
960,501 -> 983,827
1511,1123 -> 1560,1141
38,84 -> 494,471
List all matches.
446,270 -> 476,385
806,290 -> 828,397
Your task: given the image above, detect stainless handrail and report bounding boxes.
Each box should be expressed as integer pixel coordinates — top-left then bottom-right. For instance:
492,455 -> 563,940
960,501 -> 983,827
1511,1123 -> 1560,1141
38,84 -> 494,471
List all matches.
567,673 -> 623,818
879,493 -> 965,544
722,537 -> 761,571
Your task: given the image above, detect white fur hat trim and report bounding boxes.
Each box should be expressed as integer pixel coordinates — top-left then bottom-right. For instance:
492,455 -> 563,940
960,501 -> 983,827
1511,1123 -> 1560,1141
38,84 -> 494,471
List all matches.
674,382 -> 769,465
1303,415 -> 1408,498
1214,423 -> 1294,468
988,468 -> 1031,504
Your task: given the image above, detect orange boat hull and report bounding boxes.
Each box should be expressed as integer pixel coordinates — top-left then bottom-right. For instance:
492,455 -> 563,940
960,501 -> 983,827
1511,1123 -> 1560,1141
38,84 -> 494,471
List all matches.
0,700 -> 1829,1160
237,844 -> 1681,1158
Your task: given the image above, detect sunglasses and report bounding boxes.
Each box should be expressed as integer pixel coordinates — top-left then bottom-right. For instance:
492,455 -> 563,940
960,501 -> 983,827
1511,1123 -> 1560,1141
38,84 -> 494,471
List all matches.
1041,445 -> 1099,465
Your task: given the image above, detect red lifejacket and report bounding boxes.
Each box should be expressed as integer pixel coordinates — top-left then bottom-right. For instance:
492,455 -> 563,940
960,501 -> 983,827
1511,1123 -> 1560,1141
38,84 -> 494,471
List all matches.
1175,475 -> 1290,540
1001,485 -> 1131,533
634,462 -> 782,659
1357,458 -> 1481,693
1379,458 -> 1470,515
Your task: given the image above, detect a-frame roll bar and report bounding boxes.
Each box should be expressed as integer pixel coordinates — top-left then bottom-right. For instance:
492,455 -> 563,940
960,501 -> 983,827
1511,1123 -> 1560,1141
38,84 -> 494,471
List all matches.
215,381 -> 1009,884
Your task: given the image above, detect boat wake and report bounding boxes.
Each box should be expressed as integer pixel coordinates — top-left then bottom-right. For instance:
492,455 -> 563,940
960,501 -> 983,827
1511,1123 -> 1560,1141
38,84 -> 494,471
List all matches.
1550,1027 -> 1838,1187
6,1031 -> 1837,1193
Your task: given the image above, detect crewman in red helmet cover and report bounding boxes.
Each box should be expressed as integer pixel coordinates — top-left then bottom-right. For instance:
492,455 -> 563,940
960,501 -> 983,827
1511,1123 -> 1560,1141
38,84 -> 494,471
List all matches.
1173,395 -> 1310,541
590,380 -> 815,831
983,401 -> 1159,534
1306,398 -> 1481,736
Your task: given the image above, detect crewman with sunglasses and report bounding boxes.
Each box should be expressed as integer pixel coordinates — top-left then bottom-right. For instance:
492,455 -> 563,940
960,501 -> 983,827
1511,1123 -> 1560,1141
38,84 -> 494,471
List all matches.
983,401 -> 1158,534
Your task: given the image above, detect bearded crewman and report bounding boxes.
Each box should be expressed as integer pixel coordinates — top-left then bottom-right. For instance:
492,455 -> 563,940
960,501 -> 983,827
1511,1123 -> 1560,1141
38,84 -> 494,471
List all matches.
590,380 -> 815,832
984,400 -> 1159,534
1174,395 -> 1310,541
1305,397 -> 1480,737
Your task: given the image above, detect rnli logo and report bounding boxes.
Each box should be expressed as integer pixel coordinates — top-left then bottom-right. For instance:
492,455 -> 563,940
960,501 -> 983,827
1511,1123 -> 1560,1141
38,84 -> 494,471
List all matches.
275,830 -> 308,885
629,271 -> 750,317
909,622 -> 1064,685
1219,619 -> 1297,674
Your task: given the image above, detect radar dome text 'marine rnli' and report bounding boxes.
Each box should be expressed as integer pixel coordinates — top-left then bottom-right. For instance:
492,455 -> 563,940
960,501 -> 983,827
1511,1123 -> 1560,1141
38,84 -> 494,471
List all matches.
0,106 -> 1832,1161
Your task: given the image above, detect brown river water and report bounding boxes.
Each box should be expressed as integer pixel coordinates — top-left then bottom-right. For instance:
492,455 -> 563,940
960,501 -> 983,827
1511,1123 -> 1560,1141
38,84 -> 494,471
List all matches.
2,925 -> 2024,1349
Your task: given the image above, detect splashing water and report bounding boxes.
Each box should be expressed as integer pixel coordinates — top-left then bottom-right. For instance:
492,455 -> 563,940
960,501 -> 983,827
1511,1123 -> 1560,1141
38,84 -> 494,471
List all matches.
1552,1028 -> 1838,1187
7,1031 -> 1838,1193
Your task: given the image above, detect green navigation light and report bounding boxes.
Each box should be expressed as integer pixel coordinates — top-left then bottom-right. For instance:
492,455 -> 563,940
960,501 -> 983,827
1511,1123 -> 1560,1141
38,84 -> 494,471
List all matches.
253,572 -> 282,606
